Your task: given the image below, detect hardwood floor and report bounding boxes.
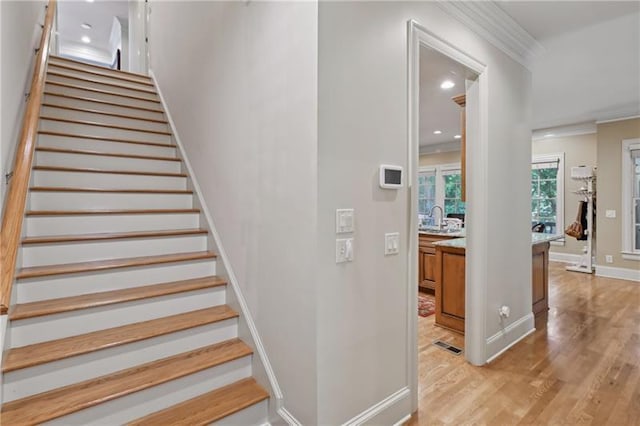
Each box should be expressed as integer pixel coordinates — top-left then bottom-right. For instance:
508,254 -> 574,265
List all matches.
408,262 -> 640,425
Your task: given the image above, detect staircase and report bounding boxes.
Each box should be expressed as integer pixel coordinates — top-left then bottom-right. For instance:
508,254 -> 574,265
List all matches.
0,55 -> 269,425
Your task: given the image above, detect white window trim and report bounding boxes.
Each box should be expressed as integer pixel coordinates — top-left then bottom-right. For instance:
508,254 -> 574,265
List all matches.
621,138 -> 640,260
420,163 -> 461,211
532,153 -> 565,244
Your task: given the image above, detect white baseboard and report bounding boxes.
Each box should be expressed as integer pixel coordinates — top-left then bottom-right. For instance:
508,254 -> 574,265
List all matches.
549,252 -> 582,264
342,387 -> 410,426
393,414 -> 412,426
277,407 -> 302,426
595,265 -> 640,283
485,313 -> 535,364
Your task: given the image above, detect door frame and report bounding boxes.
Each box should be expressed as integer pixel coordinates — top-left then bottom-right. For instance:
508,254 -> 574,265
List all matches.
406,19 -> 489,412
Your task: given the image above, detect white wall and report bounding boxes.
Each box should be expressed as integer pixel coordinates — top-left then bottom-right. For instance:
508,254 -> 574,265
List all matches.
148,1 -> 318,423
318,2 -> 531,422
0,0 -> 47,210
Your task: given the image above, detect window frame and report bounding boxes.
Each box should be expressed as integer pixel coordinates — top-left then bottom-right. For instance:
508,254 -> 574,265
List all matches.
418,167 -> 437,219
621,138 -> 640,260
418,163 -> 463,220
531,153 -> 565,243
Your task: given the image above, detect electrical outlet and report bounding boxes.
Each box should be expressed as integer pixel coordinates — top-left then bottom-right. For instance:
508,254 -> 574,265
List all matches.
605,210 -> 616,218
605,255 -> 613,264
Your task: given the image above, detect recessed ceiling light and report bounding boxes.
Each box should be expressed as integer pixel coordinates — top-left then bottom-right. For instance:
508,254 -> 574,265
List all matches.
81,23 -> 92,29
440,80 -> 455,90
81,35 -> 91,44
544,133 -> 555,138
85,0 -> 94,3
454,134 -> 461,139
433,130 -> 442,135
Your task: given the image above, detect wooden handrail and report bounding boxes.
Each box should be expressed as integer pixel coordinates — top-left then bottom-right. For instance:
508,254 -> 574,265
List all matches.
0,0 -> 57,315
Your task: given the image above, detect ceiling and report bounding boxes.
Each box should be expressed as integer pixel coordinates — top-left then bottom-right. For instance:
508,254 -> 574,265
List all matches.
420,1 -> 639,150
419,46 -> 476,150
57,0 -> 129,65
498,0 -> 640,130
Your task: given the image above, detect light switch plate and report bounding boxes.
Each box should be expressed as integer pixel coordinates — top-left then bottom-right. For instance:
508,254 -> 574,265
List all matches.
385,232 -> 400,256
336,238 -> 354,263
336,209 -> 355,234
605,210 -> 616,218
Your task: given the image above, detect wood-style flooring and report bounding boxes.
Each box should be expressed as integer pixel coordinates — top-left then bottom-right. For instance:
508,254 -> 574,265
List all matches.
408,262 -> 640,425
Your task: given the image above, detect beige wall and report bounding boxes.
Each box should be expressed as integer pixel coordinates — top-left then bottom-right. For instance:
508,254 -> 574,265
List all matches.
596,118 -> 640,270
419,150 -> 461,167
533,133 -> 597,256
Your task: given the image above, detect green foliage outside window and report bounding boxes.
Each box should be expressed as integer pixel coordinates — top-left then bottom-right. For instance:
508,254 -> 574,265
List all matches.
444,174 -> 465,215
531,166 -> 558,233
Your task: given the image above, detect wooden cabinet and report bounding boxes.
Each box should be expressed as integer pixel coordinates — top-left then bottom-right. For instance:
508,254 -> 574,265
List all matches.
418,233 -> 458,292
452,94 -> 466,202
435,245 -> 466,333
434,241 -> 551,334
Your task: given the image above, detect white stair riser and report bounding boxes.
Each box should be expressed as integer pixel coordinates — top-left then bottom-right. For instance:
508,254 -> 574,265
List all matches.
10,287 -> 226,346
45,356 -> 253,426
43,93 -> 165,121
25,213 -> 200,236
36,151 -> 182,173
48,58 -> 152,85
38,134 -> 176,157
16,260 -> 216,302
217,399 -> 269,426
29,191 -> 193,210
39,119 -> 172,145
45,83 -> 162,110
32,170 -> 187,190
22,234 -> 207,267
47,74 -> 159,101
40,105 -> 169,133
47,65 -> 156,91
4,319 -> 238,402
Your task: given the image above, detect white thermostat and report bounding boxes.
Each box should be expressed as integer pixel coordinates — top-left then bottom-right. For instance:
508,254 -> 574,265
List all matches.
379,165 -> 403,189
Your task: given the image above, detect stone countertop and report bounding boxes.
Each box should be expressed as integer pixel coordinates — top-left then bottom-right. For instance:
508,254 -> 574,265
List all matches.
418,229 -> 465,238
433,233 -> 564,249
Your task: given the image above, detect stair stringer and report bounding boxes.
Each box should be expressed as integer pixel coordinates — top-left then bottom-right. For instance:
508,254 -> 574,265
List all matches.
150,70 -> 300,426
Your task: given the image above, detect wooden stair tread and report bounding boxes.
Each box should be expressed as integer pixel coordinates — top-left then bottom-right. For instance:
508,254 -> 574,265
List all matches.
43,92 -> 164,113
47,63 -> 155,87
49,55 -> 153,81
46,80 -> 161,103
3,305 -> 236,371
38,130 -> 175,148
36,146 -> 181,162
47,70 -> 158,94
41,103 -> 168,123
9,275 -> 224,320
40,116 -> 172,136
26,208 -> 200,216
17,251 -> 216,279
23,228 -> 207,245
33,165 -> 187,177
30,186 -> 193,194
1,338 -> 251,425
128,378 -> 269,426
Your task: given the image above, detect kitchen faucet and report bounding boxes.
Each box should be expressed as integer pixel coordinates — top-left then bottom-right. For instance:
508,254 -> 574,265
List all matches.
429,205 -> 445,229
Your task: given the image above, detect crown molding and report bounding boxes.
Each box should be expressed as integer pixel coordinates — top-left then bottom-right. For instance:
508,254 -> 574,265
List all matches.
532,121 -> 596,141
436,1 -> 545,70
419,140 -> 461,155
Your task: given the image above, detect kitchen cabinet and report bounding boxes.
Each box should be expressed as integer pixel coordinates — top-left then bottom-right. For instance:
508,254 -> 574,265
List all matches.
418,233 -> 459,292
434,239 -> 552,334
452,94 -> 466,202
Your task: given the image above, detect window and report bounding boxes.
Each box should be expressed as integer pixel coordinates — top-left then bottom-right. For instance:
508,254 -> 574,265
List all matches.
418,164 -> 465,225
443,171 -> 465,215
531,154 -> 564,235
622,139 -> 640,259
418,169 -> 436,221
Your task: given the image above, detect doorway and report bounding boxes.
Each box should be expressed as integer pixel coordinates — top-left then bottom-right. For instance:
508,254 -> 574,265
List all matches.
407,20 -> 488,414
